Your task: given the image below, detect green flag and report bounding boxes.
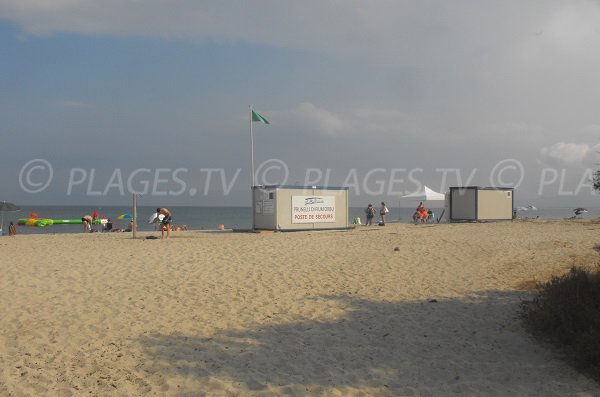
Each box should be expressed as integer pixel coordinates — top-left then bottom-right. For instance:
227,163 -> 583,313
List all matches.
251,110 -> 270,124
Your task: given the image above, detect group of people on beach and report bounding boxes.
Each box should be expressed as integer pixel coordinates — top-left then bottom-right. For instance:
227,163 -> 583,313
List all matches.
365,202 -> 389,226
81,212 -> 126,233
363,201 -> 436,225
413,201 -> 434,223
79,207 -> 177,239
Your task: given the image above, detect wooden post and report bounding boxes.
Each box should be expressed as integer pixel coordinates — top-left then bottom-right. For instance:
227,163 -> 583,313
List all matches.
132,193 -> 137,239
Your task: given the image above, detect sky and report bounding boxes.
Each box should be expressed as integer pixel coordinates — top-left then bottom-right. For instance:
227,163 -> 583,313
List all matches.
2,0 -> 600,207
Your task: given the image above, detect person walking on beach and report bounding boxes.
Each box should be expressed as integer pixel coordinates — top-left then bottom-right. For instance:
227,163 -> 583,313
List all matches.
365,204 -> 376,226
379,202 -> 389,225
157,207 -> 172,239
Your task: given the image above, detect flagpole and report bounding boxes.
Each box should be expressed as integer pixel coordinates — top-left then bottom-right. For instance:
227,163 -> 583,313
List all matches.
250,106 -> 256,187
250,106 -> 255,230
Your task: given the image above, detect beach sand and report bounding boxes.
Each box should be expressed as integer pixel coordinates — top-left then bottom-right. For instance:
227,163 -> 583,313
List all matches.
1,220 -> 599,396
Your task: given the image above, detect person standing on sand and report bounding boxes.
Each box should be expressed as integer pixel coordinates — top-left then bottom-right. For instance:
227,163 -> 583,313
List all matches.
157,207 -> 172,239
380,202 -> 389,225
365,204 -> 376,226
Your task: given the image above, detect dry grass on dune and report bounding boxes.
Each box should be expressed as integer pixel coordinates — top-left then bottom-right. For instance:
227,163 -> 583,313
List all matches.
522,263 -> 600,380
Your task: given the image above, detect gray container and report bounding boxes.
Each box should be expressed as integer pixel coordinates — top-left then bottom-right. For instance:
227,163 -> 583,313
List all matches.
449,186 -> 514,222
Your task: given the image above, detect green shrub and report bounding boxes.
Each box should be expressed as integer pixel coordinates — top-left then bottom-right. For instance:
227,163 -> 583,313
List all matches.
522,265 -> 600,376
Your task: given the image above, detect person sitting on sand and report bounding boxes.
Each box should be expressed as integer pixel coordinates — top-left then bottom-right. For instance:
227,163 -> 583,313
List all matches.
157,207 -> 172,239
419,206 -> 428,223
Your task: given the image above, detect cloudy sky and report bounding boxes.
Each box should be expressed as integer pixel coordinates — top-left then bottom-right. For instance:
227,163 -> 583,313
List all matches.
2,1 -> 600,206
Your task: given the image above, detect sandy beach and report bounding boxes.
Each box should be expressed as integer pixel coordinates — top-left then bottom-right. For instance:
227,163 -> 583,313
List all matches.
1,220 -> 599,396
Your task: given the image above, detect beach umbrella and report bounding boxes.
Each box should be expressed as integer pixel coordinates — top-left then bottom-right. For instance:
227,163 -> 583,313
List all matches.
0,201 -> 20,233
117,213 -> 133,220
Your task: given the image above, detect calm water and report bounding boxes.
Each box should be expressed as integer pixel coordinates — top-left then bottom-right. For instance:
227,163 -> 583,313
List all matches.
1,205 -> 597,235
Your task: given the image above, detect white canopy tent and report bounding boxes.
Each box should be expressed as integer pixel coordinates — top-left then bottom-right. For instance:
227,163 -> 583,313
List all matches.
399,186 -> 445,208
398,186 -> 446,221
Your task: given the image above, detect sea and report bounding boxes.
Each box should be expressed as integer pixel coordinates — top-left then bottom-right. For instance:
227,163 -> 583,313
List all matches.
1,205 -> 597,235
